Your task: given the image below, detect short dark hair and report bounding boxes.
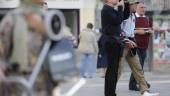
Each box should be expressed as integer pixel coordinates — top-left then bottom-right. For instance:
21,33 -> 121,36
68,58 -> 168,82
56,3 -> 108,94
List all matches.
87,23 -> 93,29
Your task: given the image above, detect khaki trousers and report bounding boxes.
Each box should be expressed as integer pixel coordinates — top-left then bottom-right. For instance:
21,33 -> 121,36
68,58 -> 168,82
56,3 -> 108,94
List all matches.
118,48 -> 149,93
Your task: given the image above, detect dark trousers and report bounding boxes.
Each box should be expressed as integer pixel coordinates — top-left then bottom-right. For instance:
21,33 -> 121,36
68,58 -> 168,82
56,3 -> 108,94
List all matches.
129,48 -> 147,88
105,42 -> 123,96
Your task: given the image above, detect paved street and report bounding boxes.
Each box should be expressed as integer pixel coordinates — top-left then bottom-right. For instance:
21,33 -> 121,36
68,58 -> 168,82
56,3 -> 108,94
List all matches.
61,72 -> 170,96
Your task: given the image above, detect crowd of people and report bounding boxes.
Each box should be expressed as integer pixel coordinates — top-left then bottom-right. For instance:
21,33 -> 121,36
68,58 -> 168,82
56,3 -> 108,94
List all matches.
78,0 -> 160,96
99,0 -> 159,96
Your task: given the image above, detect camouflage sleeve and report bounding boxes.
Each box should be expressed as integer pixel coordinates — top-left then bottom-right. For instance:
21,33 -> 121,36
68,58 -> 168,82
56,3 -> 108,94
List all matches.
0,13 -> 14,69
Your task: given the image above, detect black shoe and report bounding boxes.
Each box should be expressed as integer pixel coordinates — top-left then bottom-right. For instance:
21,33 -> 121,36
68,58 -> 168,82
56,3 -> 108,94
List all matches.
129,86 -> 140,91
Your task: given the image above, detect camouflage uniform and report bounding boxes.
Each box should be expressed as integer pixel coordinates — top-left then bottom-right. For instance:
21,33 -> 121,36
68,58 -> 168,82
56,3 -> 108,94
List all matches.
0,0 -> 67,95
0,8 -> 46,73
0,6 -> 47,96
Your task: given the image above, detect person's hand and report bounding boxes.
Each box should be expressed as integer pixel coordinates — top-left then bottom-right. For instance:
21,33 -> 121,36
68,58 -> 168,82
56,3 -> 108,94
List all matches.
135,30 -> 146,35
125,42 -> 132,48
147,29 -> 154,34
123,39 -> 133,48
130,40 -> 137,47
124,39 -> 137,48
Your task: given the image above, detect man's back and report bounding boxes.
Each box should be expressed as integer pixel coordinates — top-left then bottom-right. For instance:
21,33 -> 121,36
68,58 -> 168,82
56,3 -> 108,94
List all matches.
101,4 -> 123,36
78,28 -> 98,54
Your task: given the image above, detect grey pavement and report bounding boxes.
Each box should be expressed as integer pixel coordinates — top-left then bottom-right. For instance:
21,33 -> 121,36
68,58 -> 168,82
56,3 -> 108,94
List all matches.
60,72 -> 170,96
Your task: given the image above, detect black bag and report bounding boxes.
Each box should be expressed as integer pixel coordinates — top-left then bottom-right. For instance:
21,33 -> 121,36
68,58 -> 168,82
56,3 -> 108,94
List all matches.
48,38 -> 79,81
128,48 -> 137,57
97,51 -> 108,68
127,38 -> 137,57
97,37 -> 108,68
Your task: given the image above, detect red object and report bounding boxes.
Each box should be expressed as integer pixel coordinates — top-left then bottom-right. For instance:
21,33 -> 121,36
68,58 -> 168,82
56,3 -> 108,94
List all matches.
135,17 -> 151,48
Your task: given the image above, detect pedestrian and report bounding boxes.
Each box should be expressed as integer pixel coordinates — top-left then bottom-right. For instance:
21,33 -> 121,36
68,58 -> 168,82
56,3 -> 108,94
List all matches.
78,23 -> 98,78
101,0 -> 130,96
119,0 -> 159,96
129,2 -> 152,91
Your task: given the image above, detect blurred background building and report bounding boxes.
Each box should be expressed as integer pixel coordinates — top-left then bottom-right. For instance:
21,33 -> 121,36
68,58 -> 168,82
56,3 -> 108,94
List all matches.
0,0 -> 97,37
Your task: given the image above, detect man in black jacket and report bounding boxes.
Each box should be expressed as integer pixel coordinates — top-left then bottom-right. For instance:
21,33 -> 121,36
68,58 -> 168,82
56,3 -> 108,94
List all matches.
101,0 -> 130,96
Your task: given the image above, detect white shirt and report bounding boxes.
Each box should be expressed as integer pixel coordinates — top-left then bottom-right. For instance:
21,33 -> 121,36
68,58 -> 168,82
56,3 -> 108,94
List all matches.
135,12 -> 146,18
121,13 -> 136,38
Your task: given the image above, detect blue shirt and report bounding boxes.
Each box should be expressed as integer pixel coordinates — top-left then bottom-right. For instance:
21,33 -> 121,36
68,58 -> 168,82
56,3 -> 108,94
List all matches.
121,13 -> 136,38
